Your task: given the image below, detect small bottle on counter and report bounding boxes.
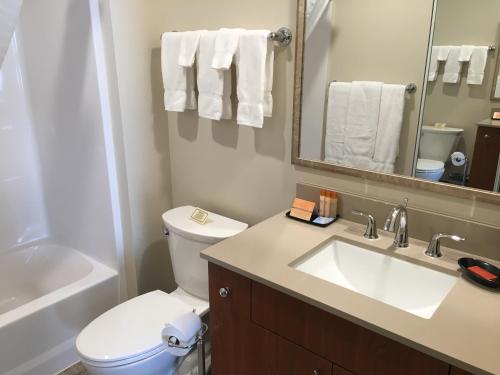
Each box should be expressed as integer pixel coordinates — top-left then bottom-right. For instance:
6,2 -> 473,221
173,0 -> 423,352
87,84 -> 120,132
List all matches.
330,191 -> 338,218
319,190 -> 326,217
324,191 -> 331,218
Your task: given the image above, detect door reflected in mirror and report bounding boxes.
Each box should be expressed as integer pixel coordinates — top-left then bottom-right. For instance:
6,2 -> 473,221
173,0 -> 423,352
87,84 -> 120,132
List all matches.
298,0 -> 500,193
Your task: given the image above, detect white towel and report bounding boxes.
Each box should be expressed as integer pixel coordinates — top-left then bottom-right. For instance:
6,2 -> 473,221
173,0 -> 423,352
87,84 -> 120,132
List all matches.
443,46 -> 462,83
437,46 -> 452,61
211,28 -> 244,70
178,31 -> 205,67
458,45 -> 474,62
343,81 -> 383,168
264,41 -> 275,117
324,82 -> 351,164
197,31 -> 232,120
373,84 -> 406,173
428,46 -> 440,82
467,46 -> 488,85
236,30 -> 271,128
161,32 -> 197,112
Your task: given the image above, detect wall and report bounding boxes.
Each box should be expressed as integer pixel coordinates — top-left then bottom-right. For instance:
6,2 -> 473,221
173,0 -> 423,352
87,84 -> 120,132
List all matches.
423,0 -> 500,165
159,0 -> 500,241
107,0 -> 176,294
0,35 -> 48,250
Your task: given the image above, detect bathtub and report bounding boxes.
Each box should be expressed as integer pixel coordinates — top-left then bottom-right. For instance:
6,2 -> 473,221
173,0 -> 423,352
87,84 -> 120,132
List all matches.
0,241 -> 118,375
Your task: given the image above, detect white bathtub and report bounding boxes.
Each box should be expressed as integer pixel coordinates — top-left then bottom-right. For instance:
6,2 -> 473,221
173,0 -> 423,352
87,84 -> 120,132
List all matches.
0,241 -> 118,375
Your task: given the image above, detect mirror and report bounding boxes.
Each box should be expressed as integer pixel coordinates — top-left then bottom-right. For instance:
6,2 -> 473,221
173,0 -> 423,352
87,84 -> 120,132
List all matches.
294,0 -> 500,199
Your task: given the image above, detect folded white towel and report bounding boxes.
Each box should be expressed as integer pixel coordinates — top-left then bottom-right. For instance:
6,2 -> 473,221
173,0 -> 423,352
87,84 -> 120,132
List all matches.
197,31 -> 232,120
178,30 -> 205,67
467,46 -> 488,85
458,45 -> 474,62
324,82 -> 351,164
443,46 -> 462,84
264,41 -> 275,117
437,46 -> 452,61
236,30 -> 272,128
161,32 -> 197,112
373,84 -> 406,173
212,28 -> 244,70
343,81 -> 383,168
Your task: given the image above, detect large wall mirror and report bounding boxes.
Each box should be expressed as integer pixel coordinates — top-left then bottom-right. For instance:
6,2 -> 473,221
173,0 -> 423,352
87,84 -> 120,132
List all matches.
292,0 -> 500,202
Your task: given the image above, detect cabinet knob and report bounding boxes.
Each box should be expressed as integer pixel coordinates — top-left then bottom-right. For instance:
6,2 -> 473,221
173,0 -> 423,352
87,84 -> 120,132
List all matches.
313,370 -> 320,375
219,287 -> 231,298
484,133 -> 490,139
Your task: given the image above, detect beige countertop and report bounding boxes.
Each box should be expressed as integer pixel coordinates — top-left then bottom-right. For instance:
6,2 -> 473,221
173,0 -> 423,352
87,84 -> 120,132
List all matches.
477,118 -> 500,128
201,212 -> 500,375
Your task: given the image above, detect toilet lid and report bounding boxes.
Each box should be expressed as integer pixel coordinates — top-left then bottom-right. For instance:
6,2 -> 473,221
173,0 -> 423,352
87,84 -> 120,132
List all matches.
162,205 -> 248,243
76,290 -> 193,364
416,159 -> 445,172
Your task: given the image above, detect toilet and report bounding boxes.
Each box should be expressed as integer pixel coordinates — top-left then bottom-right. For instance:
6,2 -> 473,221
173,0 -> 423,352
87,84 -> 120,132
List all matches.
76,206 -> 248,375
415,125 -> 464,182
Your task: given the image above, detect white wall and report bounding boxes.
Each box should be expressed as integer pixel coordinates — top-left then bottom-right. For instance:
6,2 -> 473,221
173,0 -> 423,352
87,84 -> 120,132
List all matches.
0,35 -> 47,250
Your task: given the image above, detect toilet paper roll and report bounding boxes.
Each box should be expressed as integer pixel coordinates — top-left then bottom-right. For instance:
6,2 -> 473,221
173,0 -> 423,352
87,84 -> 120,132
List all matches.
162,312 -> 202,356
451,152 -> 466,167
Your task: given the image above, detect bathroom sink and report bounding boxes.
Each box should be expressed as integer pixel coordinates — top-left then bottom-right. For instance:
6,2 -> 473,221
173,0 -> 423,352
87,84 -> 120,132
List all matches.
292,239 -> 457,319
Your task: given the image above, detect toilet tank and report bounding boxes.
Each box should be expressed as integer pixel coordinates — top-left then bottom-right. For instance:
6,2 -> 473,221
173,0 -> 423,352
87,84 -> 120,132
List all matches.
162,206 -> 248,300
419,126 -> 464,162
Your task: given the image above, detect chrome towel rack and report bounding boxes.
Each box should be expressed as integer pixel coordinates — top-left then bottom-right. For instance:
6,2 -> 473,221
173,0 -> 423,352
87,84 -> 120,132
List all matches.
488,45 -> 496,52
161,27 -> 293,47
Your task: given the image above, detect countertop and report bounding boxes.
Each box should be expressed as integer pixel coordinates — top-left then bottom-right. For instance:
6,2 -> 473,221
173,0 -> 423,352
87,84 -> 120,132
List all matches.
201,212 -> 500,375
477,118 -> 500,128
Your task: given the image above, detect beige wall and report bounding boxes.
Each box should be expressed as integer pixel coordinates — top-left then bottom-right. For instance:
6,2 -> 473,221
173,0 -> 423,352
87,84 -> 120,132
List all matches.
108,0 -> 500,289
156,0 -> 500,231
424,0 -> 500,165
107,0 -> 176,295
324,0 -> 434,175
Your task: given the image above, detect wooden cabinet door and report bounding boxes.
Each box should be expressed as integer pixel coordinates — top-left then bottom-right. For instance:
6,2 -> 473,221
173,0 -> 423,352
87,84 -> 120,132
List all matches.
468,126 -> 500,190
252,324 -> 333,375
208,263 -> 252,375
450,366 -> 474,375
333,365 -> 355,375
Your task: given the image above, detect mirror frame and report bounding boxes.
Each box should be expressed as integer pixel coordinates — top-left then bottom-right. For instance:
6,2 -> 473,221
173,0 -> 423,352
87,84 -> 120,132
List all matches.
491,44 -> 500,101
291,0 -> 500,204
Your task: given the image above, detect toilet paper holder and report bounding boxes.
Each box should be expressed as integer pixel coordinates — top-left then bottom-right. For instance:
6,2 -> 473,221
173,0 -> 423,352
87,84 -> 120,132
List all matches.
167,322 -> 209,375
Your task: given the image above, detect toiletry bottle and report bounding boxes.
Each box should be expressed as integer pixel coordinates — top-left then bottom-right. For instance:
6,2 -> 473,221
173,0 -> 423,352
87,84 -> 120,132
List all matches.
330,192 -> 338,218
324,191 -> 331,218
319,190 -> 325,217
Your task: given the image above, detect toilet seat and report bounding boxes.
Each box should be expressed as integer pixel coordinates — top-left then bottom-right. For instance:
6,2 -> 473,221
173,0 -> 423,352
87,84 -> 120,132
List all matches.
76,290 -> 194,368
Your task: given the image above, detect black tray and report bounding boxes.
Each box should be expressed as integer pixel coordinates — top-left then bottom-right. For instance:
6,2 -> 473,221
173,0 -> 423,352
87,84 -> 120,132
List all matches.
458,257 -> 500,289
285,211 -> 338,228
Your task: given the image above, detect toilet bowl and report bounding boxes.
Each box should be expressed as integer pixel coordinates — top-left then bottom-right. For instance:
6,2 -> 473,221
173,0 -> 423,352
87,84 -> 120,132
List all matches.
417,125 -> 463,182
415,159 -> 445,182
76,206 -> 248,375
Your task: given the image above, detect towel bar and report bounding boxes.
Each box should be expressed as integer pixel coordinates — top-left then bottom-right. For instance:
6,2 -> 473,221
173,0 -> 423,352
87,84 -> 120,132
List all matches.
330,81 -> 417,94
161,27 -> 293,47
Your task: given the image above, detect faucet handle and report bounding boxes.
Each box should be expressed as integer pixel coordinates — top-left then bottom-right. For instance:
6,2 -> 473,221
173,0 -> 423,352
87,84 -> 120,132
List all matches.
352,209 -> 378,239
425,233 -> 465,258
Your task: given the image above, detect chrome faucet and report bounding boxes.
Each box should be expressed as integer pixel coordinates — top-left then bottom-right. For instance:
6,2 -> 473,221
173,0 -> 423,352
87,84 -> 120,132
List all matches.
383,198 -> 409,248
352,209 -> 378,239
425,233 -> 465,258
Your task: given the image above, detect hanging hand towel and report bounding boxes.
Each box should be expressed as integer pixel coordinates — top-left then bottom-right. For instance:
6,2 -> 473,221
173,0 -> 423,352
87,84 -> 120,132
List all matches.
197,31 -> 232,120
372,84 -> 406,173
458,45 -> 474,62
161,32 -> 196,112
324,82 -> 351,164
428,46 -> 440,82
443,46 -> 462,83
236,30 -> 272,128
264,40 -> 275,117
343,81 -> 383,169
178,30 -> 205,67
467,46 -> 488,85
437,46 -> 452,61
212,28 -> 244,70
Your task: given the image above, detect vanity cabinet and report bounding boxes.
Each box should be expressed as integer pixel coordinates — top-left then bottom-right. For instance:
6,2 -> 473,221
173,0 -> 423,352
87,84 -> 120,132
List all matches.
208,263 -> 460,375
468,125 -> 500,190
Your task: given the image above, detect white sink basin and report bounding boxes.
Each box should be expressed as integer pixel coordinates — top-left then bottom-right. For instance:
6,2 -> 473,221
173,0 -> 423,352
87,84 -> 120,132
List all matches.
292,239 -> 457,319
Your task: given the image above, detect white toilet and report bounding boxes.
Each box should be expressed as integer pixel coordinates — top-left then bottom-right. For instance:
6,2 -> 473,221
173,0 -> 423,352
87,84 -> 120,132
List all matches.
76,206 -> 248,375
415,125 -> 464,182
